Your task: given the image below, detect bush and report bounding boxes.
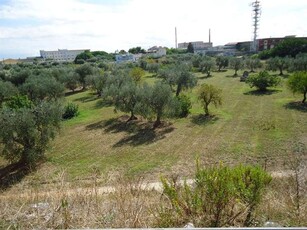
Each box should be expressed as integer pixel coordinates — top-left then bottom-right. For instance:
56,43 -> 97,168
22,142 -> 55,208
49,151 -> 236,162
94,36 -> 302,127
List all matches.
174,94 -> 192,118
62,102 -> 79,119
246,71 -> 280,91
156,163 -> 271,227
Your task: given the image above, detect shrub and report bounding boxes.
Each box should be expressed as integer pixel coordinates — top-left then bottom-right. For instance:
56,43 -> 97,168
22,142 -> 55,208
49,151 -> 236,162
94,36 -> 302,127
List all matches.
174,94 -> 192,118
156,163 -> 271,227
62,102 -> 79,120
246,71 -> 280,91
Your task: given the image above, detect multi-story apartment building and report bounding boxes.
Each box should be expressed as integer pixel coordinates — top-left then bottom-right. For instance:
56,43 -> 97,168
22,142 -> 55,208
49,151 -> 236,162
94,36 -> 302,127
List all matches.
39,49 -> 90,62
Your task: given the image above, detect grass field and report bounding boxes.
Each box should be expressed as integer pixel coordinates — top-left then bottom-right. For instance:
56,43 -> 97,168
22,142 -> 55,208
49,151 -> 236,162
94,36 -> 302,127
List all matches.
18,69 -> 306,184
1,69 -> 306,228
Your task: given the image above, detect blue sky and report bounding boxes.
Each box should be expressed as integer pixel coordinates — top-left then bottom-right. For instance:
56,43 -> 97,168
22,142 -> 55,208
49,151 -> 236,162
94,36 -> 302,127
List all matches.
0,0 -> 306,59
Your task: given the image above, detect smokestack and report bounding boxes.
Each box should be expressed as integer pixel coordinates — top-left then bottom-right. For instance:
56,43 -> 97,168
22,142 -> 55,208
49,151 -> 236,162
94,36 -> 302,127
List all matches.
175,27 -> 178,49
209,28 -> 211,44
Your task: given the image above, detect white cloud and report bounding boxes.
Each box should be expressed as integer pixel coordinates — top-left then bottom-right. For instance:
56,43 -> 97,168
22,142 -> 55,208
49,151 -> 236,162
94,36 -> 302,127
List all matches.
0,0 -> 306,58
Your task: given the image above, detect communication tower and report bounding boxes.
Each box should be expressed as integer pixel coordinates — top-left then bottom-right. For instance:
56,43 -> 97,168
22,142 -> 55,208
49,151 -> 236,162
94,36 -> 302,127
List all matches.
251,0 -> 261,52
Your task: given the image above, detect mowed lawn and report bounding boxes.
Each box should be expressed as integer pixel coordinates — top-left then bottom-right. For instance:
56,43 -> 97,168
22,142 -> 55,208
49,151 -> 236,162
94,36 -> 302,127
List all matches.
38,70 -> 306,182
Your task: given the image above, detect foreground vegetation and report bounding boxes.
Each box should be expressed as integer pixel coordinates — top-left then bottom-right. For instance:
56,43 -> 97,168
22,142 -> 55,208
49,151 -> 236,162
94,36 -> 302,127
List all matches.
0,52 -> 306,227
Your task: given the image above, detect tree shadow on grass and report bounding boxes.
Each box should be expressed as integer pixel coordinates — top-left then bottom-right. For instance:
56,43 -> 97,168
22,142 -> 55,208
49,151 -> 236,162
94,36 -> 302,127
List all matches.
198,75 -> 212,80
213,69 -> 228,73
86,116 -> 175,147
243,89 -> 281,96
113,125 -> 175,147
284,101 -> 307,113
94,99 -> 113,109
0,162 -> 32,191
64,88 -> 84,97
225,73 -> 240,78
86,116 -> 145,134
190,114 -> 219,126
73,93 -> 99,103
272,73 -> 290,78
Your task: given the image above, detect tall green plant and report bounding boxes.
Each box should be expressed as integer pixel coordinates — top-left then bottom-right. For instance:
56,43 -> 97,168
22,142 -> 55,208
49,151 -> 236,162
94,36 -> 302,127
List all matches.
156,163 -> 271,227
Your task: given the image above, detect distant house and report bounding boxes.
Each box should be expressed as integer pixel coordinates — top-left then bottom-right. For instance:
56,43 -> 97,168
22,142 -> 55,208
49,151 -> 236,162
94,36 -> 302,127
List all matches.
115,53 -> 136,63
40,49 -> 89,62
147,46 -> 166,57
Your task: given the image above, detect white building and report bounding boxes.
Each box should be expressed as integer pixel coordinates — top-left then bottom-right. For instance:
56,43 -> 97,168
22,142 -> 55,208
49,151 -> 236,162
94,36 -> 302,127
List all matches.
39,49 -> 90,62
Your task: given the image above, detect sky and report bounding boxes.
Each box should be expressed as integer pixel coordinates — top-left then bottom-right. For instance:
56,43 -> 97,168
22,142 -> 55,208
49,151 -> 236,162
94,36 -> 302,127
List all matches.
0,0 -> 306,59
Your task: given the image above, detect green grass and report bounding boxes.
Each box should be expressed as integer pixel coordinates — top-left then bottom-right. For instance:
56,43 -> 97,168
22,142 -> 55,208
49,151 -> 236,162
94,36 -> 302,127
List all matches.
22,70 -> 307,181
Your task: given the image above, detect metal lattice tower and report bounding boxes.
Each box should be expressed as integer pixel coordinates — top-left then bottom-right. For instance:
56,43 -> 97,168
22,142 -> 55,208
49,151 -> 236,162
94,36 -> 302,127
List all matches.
251,0 -> 261,52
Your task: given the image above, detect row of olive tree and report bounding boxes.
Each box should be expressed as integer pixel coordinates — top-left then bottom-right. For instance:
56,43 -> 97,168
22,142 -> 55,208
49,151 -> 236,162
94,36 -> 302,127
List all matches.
0,62 -> 112,94
190,55 -> 262,76
0,66 -> 71,166
102,66 -> 225,127
266,54 -> 307,75
103,70 -> 176,127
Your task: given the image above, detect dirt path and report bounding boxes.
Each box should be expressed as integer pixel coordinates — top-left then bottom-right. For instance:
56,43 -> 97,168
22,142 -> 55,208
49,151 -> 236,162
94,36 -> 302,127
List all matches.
0,170 -> 297,199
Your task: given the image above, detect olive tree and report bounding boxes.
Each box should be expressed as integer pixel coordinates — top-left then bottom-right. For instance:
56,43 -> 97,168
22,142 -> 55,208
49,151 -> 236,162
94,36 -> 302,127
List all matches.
197,83 -> 222,116
129,67 -> 145,84
104,72 -> 142,121
266,57 -> 290,76
0,80 -> 18,106
200,57 -> 215,77
159,64 -> 197,96
216,56 -> 229,72
20,74 -> 65,101
140,81 -> 175,128
85,72 -> 108,96
230,57 -> 244,76
288,71 -> 307,103
0,101 -> 63,165
245,58 -> 262,72
289,54 -> 307,72
75,63 -> 95,89
63,72 -> 80,92
9,69 -> 31,86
